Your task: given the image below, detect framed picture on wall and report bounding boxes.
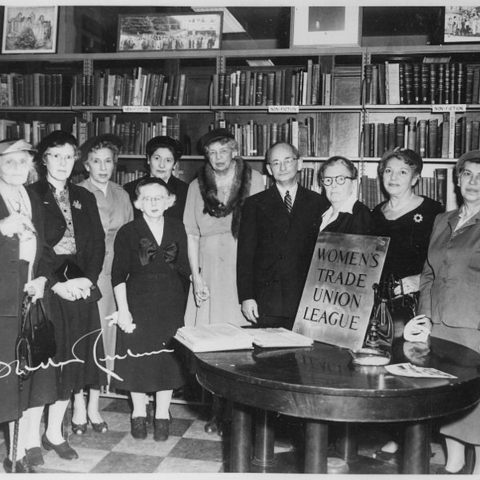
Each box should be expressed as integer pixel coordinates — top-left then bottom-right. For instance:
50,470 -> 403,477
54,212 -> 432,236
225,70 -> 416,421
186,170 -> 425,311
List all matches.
117,12 -> 223,52
290,6 -> 361,48
2,6 -> 58,54
444,6 -> 480,43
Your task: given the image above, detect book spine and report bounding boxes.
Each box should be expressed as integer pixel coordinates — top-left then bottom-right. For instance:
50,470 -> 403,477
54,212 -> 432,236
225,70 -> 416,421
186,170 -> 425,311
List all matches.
438,64 -> 445,104
421,64 -> 429,104
395,116 -> 406,148
466,64 -> 474,104
429,64 -> 437,105
403,63 -> 413,105
428,119 -> 438,158
418,119 -> 427,158
456,62 -> 464,104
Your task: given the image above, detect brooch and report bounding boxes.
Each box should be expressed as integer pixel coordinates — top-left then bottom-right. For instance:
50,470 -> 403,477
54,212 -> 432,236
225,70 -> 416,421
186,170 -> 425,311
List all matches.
72,200 -> 82,210
413,213 -> 423,223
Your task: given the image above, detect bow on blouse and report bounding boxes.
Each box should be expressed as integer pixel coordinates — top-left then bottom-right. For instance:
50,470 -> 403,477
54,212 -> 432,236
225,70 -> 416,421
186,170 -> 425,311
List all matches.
139,238 -> 178,266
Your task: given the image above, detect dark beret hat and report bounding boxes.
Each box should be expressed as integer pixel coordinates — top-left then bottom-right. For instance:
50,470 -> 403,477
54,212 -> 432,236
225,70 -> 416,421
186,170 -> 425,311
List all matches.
146,136 -> 183,160
199,128 -> 235,152
35,131 -> 77,162
79,134 -> 123,163
458,149 -> 480,163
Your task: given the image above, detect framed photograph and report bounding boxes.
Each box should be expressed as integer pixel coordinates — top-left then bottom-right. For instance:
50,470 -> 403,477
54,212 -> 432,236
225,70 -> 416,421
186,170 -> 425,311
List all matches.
2,6 -> 58,54
290,6 -> 361,48
117,12 -> 223,52
444,6 -> 480,43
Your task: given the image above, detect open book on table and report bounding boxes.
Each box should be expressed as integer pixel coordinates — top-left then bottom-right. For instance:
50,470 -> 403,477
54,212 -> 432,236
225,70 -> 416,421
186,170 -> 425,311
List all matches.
174,323 -> 314,353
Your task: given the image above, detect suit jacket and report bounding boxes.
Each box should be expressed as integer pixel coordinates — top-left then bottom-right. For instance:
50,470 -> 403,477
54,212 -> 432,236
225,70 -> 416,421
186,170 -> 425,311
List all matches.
322,200 -> 374,235
0,189 -> 51,317
124,174 -> 189,222
28,178 -> 105,287
237,184 -> 328,319
419,209 -> 480,331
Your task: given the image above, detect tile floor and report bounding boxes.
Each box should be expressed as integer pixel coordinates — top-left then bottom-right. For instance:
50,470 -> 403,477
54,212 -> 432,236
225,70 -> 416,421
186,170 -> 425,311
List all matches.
0,393 -> 452,475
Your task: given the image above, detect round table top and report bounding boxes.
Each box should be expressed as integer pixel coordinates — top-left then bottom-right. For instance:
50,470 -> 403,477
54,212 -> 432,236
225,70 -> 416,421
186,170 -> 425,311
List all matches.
195,338 -> 480,423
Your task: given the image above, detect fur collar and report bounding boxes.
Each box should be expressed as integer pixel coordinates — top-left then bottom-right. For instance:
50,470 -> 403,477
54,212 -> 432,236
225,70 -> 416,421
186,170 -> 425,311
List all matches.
197,157 -> 252,238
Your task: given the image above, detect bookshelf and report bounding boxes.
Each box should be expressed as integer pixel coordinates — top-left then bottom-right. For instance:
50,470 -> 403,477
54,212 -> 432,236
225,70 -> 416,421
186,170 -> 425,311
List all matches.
3,38 -> 480,208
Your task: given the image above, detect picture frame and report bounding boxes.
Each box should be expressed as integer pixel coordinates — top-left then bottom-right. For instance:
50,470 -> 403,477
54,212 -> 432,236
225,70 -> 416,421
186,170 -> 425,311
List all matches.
117,12 -> 223,52
2,6 -> 58,54
444,6 -> 480,43
290,6 -> 361,48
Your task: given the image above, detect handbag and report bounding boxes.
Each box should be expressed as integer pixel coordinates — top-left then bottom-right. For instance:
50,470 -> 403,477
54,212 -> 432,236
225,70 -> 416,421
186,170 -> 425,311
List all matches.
15,294 -> 56,380
383,274 -> 419,337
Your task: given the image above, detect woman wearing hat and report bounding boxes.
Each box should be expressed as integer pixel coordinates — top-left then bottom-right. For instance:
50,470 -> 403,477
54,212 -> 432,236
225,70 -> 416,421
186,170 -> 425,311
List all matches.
183,128 -> 264,434
0,139 -> 57,472
70,134 -> 133,436
28,131 -> 107,461
124,136 -> 188,221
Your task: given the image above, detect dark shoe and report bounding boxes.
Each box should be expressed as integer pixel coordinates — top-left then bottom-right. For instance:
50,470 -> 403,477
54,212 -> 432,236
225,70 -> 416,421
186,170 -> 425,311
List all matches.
41,433 -> 79,460
71,421 -> 87,435
89,418 -> 108,433
3,456 -> 35,473
204,418 -> 219,434
25,447 -> 44,466
153,419 -> 169,442
437,465 -> 467,474
131,416 -> 147,440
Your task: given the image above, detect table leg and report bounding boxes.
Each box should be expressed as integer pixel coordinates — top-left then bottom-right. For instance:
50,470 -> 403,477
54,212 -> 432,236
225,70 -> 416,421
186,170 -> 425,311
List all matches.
253,409 -> 275,467
335,423 -> 358,463
230,402 -> 252,472
304,420 -> 328,473
403,421 -> 430,474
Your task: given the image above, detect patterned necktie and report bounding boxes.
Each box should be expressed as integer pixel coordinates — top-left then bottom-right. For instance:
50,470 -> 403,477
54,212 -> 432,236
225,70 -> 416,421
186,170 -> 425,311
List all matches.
284,190 -> 293,214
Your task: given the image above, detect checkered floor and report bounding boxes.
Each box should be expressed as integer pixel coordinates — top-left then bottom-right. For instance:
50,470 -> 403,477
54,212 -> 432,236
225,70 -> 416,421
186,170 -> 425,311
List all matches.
0,394 -> 451,474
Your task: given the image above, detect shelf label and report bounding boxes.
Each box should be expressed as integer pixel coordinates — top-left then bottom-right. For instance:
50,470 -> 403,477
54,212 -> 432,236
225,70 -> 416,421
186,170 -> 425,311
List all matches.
123,106 -> 151,113
432,104 -> 466,113
268,106 -> 299,113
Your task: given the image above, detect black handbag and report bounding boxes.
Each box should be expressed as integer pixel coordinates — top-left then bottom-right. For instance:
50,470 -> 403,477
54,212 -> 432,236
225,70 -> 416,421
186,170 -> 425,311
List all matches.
15,295 -> 56,380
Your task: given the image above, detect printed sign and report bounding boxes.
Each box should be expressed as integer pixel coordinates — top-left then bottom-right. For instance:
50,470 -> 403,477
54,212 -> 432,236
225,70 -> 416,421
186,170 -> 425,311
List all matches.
292,232 -> 390,350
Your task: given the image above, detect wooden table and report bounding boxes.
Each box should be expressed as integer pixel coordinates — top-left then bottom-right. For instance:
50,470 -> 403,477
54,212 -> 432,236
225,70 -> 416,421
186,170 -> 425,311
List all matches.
195,338 -> 480,474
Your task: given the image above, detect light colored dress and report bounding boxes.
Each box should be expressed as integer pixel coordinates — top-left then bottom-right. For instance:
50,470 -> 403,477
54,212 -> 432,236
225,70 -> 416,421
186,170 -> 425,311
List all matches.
183,168 -> 264,327
79,179 -> 133,371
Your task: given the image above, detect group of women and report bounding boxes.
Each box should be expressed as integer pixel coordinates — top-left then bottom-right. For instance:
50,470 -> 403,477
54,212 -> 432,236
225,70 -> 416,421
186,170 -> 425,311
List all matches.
1,126 -> 480,475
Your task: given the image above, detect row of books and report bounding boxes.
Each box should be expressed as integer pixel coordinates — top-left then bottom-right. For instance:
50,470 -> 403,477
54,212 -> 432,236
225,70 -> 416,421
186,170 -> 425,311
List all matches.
0,73 -> 69,107
71,115 -> 180,154
359,169 -> 448,209
213,63 -> 362,107
216,117 -> 317,157
71,70 -> 187,107
0,119 -> 64,147
365,61 -> 480,106
362,115 -> 451,159
213,63 -> 328,107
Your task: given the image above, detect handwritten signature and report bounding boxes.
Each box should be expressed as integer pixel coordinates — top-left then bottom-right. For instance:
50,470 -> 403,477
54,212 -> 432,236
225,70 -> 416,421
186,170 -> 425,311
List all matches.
0,327 -> 173,382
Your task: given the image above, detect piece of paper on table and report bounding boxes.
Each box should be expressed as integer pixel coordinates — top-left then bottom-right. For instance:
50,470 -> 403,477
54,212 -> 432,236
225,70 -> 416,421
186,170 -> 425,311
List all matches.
385,363 -> 456,379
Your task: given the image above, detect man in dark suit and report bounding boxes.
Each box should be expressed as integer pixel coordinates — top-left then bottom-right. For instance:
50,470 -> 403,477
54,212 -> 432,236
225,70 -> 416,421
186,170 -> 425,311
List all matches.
124,136 -> 188,221
237,141 -> 328,329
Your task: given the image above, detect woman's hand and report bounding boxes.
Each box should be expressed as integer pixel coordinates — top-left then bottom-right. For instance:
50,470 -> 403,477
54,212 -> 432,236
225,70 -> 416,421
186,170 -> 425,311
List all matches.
192,274 -> 210,307
24,276 -> 47,303
404,314 -> 433,343
51,278 -> 93,301
0,213 -> 36,239
116,309 -> 135,333
394,274 -> 420,296
241,299 -> 259,324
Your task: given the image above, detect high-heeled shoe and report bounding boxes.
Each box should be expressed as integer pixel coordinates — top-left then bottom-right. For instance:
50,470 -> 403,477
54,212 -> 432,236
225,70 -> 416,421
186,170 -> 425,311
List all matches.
71,421 -> 87,435
437,465 -> 468,475
42,433 -> 79,460
89,417 -> 108,433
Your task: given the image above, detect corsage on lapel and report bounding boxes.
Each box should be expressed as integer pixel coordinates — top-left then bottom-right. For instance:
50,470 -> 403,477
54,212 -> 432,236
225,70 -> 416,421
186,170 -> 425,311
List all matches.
72,200 -> 82,210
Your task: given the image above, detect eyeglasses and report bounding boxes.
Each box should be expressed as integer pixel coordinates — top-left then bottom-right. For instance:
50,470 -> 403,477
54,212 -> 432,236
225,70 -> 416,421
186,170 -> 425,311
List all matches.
142,196 -> 168,203
47,153 -> 75,162
269,157 -> 298,169
322,175 -> 355,186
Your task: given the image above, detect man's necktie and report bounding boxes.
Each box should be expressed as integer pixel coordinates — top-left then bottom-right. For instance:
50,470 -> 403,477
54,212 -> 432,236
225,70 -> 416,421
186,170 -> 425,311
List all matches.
284,190 -> 293,214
